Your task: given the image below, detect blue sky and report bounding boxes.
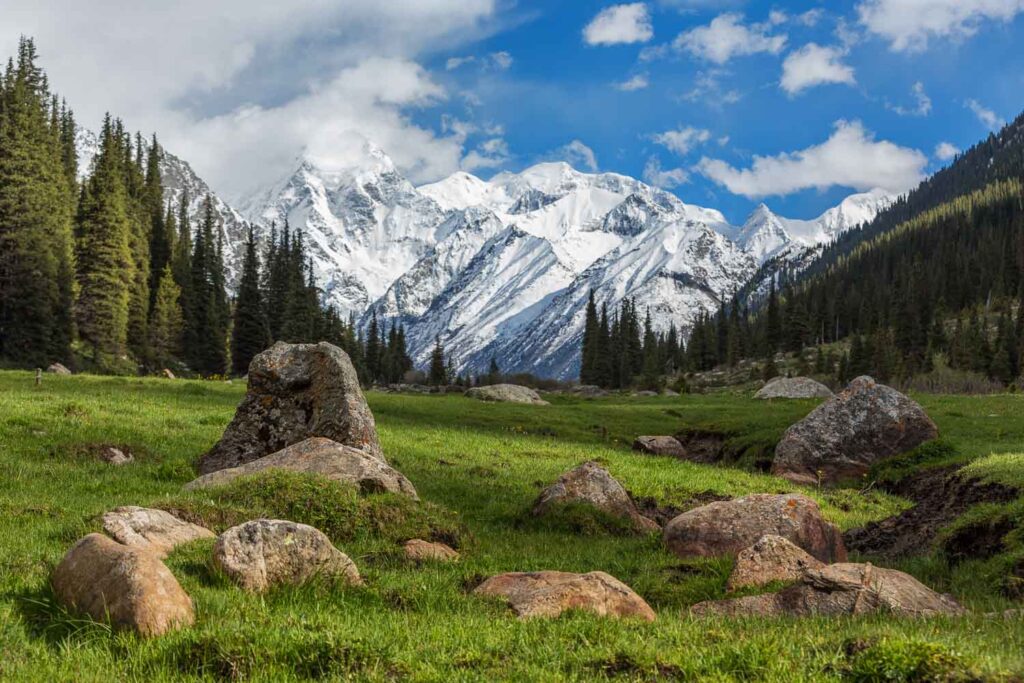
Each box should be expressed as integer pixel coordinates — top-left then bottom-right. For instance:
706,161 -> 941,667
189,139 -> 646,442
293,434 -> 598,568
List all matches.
5,0 -> 1023,224
420,0 -> 1024,222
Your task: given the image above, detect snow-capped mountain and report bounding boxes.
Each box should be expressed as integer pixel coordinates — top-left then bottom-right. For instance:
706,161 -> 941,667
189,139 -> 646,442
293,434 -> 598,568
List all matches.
80,127 -> 896,378
736,189 -> 895,264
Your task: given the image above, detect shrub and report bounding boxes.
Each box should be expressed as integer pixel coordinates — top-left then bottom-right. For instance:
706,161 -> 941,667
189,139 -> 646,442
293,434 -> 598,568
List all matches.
845,639 -> 980,682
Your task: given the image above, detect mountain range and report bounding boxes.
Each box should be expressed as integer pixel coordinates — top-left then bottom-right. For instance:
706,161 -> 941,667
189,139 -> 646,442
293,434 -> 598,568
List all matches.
78,133 -> 894,379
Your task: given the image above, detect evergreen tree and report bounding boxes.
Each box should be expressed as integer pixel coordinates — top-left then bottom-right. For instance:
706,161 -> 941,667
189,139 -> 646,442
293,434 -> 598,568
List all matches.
230,226 -> 270,375
148,264 -> 182,369
428,336 -> 447,386
579,290 -> 599,383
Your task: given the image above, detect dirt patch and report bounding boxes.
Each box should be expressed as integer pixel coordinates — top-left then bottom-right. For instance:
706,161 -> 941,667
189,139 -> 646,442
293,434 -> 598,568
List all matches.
944,517 -> 1015,563
674,430 -> 727,463
589,654 -> 684,680
631,490 -> 731,527
844,466 -> 1018,558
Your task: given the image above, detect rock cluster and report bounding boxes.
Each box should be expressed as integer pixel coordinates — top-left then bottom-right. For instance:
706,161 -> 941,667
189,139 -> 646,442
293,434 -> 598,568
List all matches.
772,376 -> 938,485
199,342 -> 383,475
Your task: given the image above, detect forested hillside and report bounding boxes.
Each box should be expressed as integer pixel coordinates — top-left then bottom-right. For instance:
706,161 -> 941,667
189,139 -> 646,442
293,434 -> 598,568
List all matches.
688,111 -> 1024,388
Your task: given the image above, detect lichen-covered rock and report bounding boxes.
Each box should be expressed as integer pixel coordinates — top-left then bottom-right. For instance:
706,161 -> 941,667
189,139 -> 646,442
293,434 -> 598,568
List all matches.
403,539 -> 459,562
663,494 -> 846,563
465,384 -> 549,405
726,535 -> 825,591
474,571 -> 656,621
102,507 -> 214,557
533,461 -> 659,533
52,534 -> 194,636
755,377 -> 833,400
213,519 -> 361,592
198,342 -> 382,474
633,436 -> 687,458
185,437 -> 417,499
772,376 -> 938,485
46,362 -> 71,375
693,563 -> 965,617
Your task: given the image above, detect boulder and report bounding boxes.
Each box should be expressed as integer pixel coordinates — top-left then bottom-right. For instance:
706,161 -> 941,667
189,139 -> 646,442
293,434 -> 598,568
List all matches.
726,535 -> 825,591
46,363 -> 71,375
101,506 -> 215,558
693,563 -> 965,618
772,376 -> 939,485
213,519 -> 361,592
51,534 -> 194,636
465,384 -> 549,405
572,385 -> 609,398
100,446 -> 133,466
633,390 -> 659,397
403,539 -> 459,563
474,571 -> 656,621
633,436 -> 687,458
162,368 -> 176,379
185,437 -> 417,499
755,377 -> 833,400
533,461 -> 659,533
198,341 -> 383,475
663,493 -> 846,563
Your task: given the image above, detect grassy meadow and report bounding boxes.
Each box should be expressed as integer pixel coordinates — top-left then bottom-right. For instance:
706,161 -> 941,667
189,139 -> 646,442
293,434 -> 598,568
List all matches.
1,370 -> 1023,681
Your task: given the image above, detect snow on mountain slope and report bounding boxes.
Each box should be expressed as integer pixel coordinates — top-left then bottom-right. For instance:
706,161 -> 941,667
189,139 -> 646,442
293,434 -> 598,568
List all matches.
737,189 -> 895,264
483,217 -> 756,379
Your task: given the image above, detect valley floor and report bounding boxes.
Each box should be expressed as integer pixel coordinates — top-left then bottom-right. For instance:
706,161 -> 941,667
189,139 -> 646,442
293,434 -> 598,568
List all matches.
1,371 -> 1023,681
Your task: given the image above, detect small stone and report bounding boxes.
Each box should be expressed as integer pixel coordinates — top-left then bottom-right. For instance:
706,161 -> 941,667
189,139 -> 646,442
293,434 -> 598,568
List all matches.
474,571 -> 655,621
100,447 -> 133,466
633,436 -> 687,458
102,507 -> 215,558
726,535 -> 825,591
403,539 -> 459,562
52,534 -> 194,636
213,519 -> 361,592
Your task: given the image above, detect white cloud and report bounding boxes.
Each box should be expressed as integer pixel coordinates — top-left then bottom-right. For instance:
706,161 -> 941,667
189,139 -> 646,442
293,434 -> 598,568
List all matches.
445,51 -> 511,72
583,4 -> 654,46
543,140 -> 599,172
615,74 -> 650,91
0,0 -> 501,198
651,126 -> 711,155
643,157 -> 689,188
797,9 -> 825,26
780,44 -> 855,95
857,0 -> 1024,52
697,120 -> 927,197
489,51 -> 514,70
462,137 -> 511,171
934,142 -> 960,161
446,56 -> 476,70
890,81 -> 932,116
966,98 -> 1004,130
680,69 -> 742,106
674,13 -> 787,64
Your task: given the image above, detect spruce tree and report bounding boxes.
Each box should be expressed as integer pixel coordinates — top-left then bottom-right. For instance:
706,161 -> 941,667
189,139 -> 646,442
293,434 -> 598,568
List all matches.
428,336 -> 447,386
148,265 -> 183,369
231,226 -> 270,375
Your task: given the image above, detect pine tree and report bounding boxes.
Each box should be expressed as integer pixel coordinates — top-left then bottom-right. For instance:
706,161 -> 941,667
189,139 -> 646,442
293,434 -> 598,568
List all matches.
428,336 -> 447,386
365,312 -> 381,382
75,114 -> 133,366
230,226 -> 269,375
579,290 -> 599,383
148,265 -> 182,369
0,38 -> 76,366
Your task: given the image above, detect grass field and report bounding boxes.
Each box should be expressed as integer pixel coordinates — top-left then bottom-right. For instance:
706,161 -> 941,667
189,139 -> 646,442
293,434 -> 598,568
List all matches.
1,370 -> 1023,681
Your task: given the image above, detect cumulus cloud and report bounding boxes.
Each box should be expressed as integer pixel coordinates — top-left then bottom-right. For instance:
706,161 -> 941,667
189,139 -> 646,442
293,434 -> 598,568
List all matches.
615,74 -> 650,91
857,0 -> 1024,52
780,44 -> 856,95
934,142 -> 960,161
697,120 -> 927,197
966,98 -> 1004,130
643,157 -> 689,188
651,126 -> 712,155
547,140 -> 599,172
889,81 -> 932,116
680,69 -> 742,107
0,0 -> 501,199
462,137 -> 512,171
673,13 -> 787,64
583,4 -> 654,46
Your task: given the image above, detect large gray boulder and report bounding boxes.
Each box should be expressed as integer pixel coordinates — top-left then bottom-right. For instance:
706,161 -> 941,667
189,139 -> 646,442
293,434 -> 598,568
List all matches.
465,384 -> 549,405
533,461 -> 659,533
185,437 -> 417,499
663,494 -> 846,563
102,506 -> 215,558
213,519 -> 361,592
693,563 -> 965,618
755,377 -> 833,400
772,376 -> 938,485
474,571 -> 656,621
198,342 -> 383,475
52,534 -> 194,636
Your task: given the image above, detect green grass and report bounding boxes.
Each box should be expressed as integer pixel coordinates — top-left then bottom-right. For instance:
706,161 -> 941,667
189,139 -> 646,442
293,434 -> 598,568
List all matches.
1,370 -> 1023,681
